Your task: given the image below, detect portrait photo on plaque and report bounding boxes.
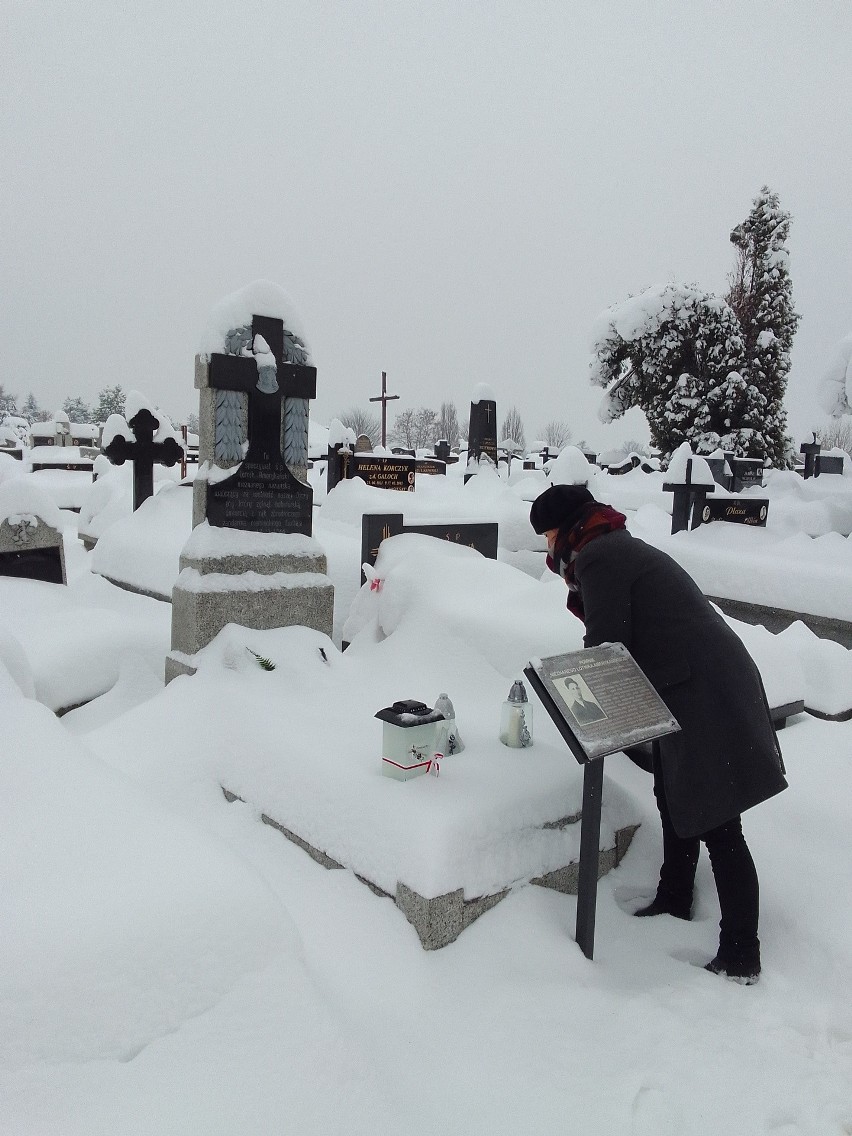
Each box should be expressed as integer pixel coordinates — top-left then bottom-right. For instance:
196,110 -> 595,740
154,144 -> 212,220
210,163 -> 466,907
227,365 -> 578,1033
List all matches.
551,673 -> 608,727
524,643 -> 680,763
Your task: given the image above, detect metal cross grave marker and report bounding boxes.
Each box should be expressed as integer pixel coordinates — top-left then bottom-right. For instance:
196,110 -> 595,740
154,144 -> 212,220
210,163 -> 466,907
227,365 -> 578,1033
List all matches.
103,407 -> 184,511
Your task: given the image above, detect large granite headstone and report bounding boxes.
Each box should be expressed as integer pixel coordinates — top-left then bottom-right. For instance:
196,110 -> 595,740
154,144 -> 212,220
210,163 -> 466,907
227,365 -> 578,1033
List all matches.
465,389 -> 497,481
167,292 -> 333,683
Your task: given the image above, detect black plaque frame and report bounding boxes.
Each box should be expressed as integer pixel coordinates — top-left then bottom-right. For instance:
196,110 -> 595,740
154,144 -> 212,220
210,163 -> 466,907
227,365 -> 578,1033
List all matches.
524,645 -> 680,960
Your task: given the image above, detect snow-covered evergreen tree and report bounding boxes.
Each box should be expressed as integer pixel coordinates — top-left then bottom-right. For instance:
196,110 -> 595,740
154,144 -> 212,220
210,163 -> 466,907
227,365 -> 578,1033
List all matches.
20,393 -> 40,423
590,283 -> 770,459
727,186 -> 800,467
63,396 -> 92,422
0,384 -> 18,418
93,385 -> 126,424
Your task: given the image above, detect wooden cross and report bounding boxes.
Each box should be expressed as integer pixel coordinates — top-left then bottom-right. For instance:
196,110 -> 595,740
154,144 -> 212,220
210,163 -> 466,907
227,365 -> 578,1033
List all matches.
369,371 -> 399,448
103,407 -> 184,511
206,314 -> 317,533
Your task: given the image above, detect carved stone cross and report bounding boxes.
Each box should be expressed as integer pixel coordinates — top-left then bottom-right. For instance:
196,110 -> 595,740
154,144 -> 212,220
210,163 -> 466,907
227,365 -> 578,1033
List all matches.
206,314 -> 318,534
103,407 -> 184,511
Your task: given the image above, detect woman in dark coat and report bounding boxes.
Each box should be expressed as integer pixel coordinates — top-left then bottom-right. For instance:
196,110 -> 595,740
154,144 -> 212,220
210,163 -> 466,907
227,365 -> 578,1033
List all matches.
530,483 -> 787,983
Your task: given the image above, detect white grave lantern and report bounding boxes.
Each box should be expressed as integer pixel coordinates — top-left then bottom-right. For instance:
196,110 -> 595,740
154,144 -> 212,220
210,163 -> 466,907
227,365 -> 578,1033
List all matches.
499,680 -> 533,748
376,699 -> 445,781
434,692 -> 464,755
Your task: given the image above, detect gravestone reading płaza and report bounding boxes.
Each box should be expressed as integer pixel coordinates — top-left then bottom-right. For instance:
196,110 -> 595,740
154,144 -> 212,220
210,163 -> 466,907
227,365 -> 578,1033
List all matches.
166,286 -> 333,682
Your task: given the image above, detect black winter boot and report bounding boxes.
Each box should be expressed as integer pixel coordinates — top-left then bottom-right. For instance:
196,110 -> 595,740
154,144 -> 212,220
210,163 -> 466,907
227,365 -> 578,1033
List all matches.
704,942 -> 761,985
634,892 -> 693,920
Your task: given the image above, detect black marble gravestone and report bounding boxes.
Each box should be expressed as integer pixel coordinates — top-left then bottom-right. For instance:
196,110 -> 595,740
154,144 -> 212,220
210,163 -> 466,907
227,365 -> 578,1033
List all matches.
698,498 -> 769,527
206,315 -> 317,534
662,458 -> 715,533
466,397 -> 498,476
353,454 -> 416,492
103,407 -> 184,511
729,457 -> 764,492
799,437 -> 820,479
360,513 -> 499,585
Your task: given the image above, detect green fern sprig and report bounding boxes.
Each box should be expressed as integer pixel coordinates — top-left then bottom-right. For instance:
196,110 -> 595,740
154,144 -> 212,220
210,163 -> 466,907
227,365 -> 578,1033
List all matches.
246,648 -> 276,671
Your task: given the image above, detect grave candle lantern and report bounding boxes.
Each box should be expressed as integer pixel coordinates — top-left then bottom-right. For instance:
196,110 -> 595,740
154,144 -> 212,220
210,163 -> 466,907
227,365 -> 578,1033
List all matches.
376,699 -> 446,781
500,680 -> 533,748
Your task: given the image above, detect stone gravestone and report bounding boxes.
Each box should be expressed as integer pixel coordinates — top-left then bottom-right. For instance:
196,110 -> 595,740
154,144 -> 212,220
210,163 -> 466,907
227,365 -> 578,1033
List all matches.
698,499 -> 769,527
729,457 -> 764,492
354,434 -> 373,453
353,454 -> 415,491
465,385 -> 497,482
167,288 -> 333,682
0,484 -> 66,584
102,404 -> 184,510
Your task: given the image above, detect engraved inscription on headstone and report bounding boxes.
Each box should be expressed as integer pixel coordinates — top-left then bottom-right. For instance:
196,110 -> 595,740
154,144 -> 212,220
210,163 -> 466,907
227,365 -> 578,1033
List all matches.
415,458 -> 446,476
699,498 -> 768,527
206,314 -> 317,534
352,455 -> 415,492
524,645 -> 680,763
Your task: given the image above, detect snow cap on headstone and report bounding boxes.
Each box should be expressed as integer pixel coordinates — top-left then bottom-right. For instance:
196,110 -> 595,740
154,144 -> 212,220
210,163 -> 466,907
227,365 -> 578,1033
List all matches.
470,383 -> 496,404
666,442 -> 716,486
0,477 -> 64,530
327,419 -> 357,448
199,280 -> 312,360
548,446 -> 592,487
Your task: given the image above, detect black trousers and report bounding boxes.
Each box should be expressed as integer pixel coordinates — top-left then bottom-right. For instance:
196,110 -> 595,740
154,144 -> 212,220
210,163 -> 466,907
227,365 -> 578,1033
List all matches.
653,761 -> 760,957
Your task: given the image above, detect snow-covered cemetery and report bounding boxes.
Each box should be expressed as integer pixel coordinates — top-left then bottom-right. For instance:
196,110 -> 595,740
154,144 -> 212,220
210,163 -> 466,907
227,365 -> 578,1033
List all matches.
3,5 -> 852,1135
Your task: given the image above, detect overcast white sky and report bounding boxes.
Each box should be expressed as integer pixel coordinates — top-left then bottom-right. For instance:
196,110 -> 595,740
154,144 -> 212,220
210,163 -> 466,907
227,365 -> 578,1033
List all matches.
2,0 -> 850,449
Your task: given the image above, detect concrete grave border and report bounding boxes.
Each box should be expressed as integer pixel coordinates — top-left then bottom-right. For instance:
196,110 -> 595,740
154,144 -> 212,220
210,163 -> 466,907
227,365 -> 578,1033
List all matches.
222,787 -> 639,950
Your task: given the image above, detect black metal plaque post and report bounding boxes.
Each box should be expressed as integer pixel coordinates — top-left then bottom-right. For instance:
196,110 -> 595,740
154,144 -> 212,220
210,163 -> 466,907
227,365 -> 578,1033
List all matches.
524,646 -> 681,962
576,758 -> 605,960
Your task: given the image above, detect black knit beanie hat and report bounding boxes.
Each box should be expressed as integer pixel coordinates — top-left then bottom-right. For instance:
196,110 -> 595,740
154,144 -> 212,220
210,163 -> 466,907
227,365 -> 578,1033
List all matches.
529,484 -> 595,535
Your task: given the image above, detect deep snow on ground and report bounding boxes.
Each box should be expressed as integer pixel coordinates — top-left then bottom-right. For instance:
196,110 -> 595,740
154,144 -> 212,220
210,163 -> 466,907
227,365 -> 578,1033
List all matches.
1,454 -> 851,1134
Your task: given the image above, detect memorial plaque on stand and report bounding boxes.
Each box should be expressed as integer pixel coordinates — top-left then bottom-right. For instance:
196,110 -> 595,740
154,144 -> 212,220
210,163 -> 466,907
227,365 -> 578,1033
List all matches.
524,645 -> 680,961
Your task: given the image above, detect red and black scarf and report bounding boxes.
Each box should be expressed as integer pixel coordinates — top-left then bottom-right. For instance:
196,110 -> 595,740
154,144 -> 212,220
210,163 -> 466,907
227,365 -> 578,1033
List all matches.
546,502 -> 627,622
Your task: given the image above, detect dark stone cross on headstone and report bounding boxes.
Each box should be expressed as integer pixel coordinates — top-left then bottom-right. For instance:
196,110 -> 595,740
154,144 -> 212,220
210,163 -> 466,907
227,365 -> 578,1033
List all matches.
103,408 -> 184,511
662,457 -> 715,534
207,314 -> 317,534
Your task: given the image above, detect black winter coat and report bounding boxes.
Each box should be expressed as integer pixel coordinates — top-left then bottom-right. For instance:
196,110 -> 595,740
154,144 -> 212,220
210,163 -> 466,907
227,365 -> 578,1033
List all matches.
574,529 -> 787,838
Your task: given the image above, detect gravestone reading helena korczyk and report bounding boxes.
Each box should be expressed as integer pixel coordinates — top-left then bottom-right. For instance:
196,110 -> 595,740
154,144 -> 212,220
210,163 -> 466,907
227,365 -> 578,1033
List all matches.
167,289 -> 333,683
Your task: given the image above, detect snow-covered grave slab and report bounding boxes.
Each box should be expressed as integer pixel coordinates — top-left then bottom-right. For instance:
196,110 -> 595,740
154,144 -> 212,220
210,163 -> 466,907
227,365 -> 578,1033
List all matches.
104,619 -> 642,952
